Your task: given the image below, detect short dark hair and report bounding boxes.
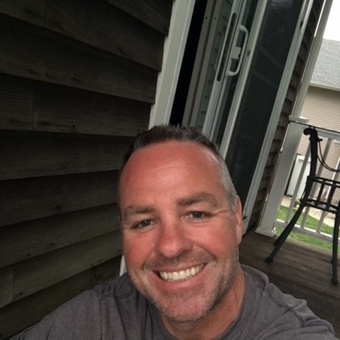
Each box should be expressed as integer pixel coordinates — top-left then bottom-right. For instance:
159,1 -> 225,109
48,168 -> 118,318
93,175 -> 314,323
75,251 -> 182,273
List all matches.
120,125 -> 238,211
122,125 -> 218,166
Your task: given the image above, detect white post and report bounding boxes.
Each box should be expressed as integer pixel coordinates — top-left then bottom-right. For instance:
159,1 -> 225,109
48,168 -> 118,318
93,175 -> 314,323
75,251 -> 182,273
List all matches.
289,0 -> 333,119
149,0 -> 195,127
256,117 -> 309,236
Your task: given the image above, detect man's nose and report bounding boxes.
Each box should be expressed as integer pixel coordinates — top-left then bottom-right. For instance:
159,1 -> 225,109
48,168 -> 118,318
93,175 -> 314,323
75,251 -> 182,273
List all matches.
154,219 -> 193,258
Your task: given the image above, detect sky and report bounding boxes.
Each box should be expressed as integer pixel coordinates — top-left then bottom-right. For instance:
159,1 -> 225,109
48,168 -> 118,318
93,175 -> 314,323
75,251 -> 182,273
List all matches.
323,0 -> 340,41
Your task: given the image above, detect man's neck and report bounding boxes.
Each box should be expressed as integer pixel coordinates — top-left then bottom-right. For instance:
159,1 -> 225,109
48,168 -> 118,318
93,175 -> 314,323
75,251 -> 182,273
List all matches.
162,266 -> 246,340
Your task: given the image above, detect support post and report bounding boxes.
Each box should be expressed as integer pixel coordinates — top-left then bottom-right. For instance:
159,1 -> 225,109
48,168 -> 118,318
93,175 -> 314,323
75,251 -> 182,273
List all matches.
256,117 -> 309,236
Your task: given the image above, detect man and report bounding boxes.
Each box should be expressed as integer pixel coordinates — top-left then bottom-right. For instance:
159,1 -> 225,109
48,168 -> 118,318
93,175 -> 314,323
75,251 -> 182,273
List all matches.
14,125 -> 336,339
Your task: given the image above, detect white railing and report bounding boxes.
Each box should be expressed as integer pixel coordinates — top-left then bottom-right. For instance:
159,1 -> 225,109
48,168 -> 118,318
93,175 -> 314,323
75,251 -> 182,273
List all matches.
257,120 -> 340,242
277,126 -> 340,241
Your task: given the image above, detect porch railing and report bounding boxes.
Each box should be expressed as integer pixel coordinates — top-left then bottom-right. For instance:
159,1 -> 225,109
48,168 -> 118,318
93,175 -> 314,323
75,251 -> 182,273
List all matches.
257,120 -> 340,243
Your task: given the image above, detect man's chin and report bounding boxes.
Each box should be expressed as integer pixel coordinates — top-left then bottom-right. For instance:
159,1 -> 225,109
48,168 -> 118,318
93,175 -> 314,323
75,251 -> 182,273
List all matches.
150,293 -> 215,326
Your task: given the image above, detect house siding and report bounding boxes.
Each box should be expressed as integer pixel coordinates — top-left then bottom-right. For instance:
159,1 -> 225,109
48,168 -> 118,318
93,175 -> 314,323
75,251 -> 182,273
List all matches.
302,86 -> 340,130
0,1 -> 172,338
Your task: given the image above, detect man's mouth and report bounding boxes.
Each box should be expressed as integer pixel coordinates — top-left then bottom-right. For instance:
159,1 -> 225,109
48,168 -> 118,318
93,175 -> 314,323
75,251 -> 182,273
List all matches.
158,264 -> 204,282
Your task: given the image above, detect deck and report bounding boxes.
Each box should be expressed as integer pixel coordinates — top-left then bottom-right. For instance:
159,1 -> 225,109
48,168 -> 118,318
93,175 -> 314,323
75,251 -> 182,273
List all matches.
239,231 -> 340,337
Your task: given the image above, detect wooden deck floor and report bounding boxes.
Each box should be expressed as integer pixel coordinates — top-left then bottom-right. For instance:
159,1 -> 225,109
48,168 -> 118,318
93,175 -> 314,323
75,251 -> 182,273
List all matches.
239,231 -> 340,337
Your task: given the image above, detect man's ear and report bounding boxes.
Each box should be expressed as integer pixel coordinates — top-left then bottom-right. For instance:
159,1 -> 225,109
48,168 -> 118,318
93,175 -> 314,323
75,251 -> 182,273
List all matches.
234,197 -> 244,244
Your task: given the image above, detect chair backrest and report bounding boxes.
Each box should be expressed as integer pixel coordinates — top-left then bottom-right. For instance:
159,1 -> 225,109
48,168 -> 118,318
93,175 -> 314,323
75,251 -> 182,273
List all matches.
303,127 -> 340,215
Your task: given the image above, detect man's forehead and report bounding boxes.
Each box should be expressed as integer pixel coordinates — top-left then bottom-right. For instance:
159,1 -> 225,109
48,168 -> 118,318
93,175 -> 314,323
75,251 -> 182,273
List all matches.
118,140 -> 223,200
125,140 -> 218,166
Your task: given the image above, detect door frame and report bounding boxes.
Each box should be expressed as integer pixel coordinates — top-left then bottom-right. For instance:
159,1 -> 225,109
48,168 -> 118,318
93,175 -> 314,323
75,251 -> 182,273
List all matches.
149,0 -> 196,128
241,0 -> 313,228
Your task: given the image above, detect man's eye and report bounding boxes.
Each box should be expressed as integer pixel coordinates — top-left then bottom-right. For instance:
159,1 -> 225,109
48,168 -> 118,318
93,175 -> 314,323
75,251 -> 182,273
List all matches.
189,211 -> 206,220
134,219 -> 152,229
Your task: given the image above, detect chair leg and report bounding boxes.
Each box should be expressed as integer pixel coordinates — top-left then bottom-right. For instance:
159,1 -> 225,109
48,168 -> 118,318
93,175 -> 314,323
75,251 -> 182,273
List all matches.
266,204 -> 305,263
331,211 -> 339,285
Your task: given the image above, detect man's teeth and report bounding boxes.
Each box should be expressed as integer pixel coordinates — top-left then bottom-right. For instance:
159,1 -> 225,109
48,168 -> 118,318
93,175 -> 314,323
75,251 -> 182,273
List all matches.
159,265 -> 203,282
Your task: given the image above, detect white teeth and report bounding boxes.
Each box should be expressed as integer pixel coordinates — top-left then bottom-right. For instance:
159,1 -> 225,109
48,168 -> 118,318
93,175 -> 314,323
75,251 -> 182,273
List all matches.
159,265 -> 203,282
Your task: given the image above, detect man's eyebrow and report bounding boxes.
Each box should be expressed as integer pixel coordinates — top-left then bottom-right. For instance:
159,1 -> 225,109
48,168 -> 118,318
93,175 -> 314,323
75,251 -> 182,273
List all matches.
176,193 -> 218,207
122,193 -> 219,220
122,206 -> 155,220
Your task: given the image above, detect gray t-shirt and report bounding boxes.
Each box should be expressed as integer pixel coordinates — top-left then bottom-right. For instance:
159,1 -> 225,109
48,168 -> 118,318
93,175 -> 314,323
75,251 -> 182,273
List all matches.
13,265 -> 336,339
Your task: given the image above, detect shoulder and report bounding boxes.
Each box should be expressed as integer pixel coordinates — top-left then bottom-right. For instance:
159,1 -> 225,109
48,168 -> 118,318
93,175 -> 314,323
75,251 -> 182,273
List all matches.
12,274 -> 143,339
240,265 -> 336,339
51,273 -> 137,313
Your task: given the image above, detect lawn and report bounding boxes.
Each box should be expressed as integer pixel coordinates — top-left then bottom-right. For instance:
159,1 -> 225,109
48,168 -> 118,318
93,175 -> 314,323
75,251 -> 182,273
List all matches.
276,205 -> 337,251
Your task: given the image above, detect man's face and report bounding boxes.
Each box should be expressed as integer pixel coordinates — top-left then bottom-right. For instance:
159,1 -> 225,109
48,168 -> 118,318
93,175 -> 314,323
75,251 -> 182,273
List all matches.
119,141 -> 243,325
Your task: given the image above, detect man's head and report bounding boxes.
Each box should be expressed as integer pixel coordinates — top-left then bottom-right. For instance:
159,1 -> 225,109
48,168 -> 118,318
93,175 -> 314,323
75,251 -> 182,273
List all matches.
119,125 -> 244,335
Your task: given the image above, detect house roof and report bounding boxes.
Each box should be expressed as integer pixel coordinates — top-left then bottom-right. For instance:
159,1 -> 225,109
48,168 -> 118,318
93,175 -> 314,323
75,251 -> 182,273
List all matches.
311,39 -> 340,90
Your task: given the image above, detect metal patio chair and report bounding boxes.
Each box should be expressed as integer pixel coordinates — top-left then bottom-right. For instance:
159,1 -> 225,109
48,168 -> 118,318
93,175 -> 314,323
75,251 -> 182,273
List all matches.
266,127 -> 340,285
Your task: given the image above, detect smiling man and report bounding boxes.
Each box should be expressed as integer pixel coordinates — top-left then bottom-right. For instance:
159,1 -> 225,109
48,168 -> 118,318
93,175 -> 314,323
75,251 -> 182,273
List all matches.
13,125 -> 336,339
119,132 -> 244,339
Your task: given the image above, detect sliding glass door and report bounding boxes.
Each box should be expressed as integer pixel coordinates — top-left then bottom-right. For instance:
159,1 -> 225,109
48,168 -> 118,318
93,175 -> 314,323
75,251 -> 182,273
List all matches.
182,0 -> 308,228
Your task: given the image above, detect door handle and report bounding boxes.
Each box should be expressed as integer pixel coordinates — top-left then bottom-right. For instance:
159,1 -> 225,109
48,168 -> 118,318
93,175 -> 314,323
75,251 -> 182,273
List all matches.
216,13 -> 237,82
226,25 -> 249,76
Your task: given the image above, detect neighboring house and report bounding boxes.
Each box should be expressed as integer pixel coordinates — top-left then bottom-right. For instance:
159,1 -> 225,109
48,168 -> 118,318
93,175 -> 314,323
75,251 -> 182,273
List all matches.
0,0 -> 330,338
311,39 -> 340,89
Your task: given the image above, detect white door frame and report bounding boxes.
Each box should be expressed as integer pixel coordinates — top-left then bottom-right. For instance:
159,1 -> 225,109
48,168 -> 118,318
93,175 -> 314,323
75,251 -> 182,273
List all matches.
149,0 -> 196,128
242,0 -> 313,230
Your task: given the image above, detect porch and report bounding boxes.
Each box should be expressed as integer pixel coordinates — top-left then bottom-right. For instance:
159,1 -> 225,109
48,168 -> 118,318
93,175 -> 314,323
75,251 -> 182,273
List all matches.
239,231 -> 340,337
246,123 -> 340,336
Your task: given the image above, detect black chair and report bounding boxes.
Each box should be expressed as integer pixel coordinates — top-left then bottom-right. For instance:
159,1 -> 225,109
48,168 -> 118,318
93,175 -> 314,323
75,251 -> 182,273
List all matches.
266,127 -> 340,285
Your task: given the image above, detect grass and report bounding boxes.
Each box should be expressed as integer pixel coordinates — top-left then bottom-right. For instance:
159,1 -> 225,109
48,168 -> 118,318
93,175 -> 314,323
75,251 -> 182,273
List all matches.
276,205 -> 336,251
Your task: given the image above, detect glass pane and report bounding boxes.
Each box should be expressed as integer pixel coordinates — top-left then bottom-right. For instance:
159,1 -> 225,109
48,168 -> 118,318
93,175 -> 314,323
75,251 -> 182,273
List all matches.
226,0 -> 303,204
